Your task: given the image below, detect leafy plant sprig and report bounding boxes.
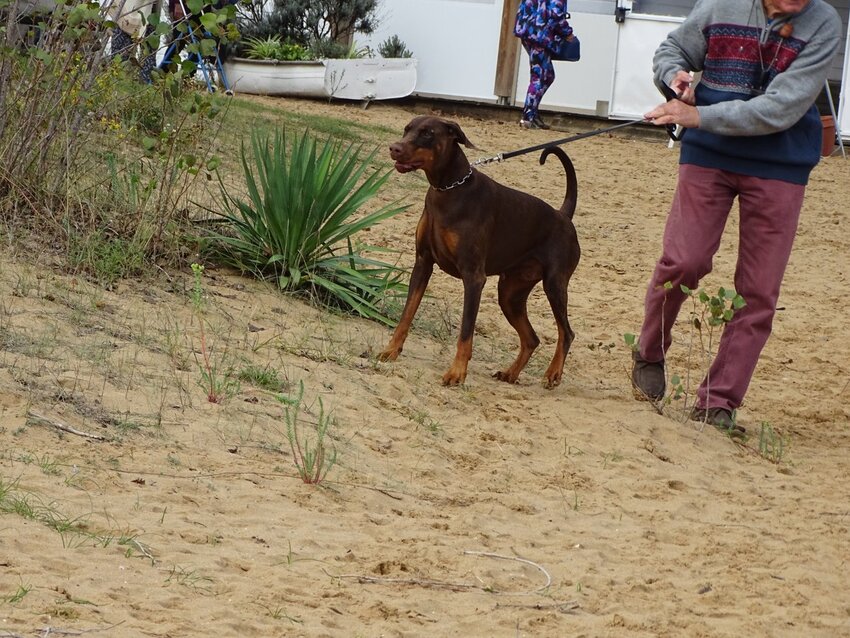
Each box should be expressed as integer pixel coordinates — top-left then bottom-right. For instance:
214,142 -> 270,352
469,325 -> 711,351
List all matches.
625,284 -> 746,414
281,382 -> 337,485
757,421 -> 789,464
189,263 -> 239,403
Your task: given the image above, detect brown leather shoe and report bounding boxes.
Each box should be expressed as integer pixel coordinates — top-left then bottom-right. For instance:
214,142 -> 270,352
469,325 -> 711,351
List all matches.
690,407 -> 747,438
631,351 -> 665,401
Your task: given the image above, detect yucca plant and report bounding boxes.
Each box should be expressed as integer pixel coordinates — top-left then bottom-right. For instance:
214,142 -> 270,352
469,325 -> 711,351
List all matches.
243,35 -> 310,61
208,128 -> 409,325
244,35 -> 285,59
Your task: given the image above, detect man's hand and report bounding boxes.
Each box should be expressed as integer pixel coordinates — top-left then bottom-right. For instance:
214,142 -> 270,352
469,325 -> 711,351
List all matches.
645,71 -> 700,129
645,99 -> 701,129
669,70 -> 696,105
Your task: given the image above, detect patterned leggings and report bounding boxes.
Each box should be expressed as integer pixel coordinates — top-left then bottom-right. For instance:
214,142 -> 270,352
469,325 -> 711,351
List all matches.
522,41 -> 556,121
110,28 -> 156,83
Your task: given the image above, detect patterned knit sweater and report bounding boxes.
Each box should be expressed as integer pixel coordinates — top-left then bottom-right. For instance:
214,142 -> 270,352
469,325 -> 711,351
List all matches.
653,0 -> 842,184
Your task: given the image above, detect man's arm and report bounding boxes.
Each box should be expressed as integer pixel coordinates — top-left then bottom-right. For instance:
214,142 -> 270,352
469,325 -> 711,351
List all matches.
699,17 -> 841,135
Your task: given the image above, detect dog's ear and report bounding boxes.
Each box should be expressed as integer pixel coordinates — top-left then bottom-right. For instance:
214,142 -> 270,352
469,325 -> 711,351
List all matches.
444,120 -> 478,150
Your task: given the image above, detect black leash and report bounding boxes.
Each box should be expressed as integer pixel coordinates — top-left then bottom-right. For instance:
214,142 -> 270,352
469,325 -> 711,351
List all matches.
473,85 -> 686,167
471,119 -> 641,166
506,119 -> 646,159
472,118 -> 681,166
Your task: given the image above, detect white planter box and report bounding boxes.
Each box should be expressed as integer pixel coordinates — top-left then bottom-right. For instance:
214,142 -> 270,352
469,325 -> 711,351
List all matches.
222,57 -> 417,101
222,59 -> 326,97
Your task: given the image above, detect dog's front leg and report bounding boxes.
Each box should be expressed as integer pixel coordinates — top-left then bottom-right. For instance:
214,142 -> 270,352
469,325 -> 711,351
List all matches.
379,255 -> 434,362
442,272 -> 485,386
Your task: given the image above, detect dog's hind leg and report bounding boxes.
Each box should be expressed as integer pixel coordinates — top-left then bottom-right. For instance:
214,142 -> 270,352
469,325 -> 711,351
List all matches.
541,271 -> 575,389
493,270 -> 541,383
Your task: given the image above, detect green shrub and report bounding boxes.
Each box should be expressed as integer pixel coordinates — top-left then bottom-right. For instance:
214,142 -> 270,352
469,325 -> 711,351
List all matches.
0,0 -> 230,279
68,230 -> 148,286
378,35 -> 413,58
308,37 -> 352,60
236,0 -> 379,51
278,41 -> 310,60
307,38 -> 371,60
207,129 -> 409,325
243,35 -> 310,60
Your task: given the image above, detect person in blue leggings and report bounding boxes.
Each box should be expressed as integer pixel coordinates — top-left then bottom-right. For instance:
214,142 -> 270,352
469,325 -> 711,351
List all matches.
514,0 -> 573,130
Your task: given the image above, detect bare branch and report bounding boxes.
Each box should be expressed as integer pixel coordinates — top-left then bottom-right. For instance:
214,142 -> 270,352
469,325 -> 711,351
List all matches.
27,411 -> 107,442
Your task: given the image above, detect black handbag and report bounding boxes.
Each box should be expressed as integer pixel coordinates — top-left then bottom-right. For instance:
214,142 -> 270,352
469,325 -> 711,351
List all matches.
550,35 -> 580,62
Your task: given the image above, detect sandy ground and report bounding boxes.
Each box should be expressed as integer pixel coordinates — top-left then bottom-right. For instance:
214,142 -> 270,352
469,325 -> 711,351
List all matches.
1,96 -> 849,638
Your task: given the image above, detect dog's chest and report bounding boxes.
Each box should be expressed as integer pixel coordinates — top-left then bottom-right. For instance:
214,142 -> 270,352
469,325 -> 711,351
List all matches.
420,217 -> 465,278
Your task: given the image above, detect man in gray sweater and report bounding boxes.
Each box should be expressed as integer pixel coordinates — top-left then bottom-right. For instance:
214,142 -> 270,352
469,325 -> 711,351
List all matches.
631,0 -> 842,435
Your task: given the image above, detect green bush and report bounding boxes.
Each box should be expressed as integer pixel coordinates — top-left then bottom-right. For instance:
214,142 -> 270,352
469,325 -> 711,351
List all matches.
378,35 -> 413,58
308,37 -> 371,60
237,0 -> 379,50
243,35 -> 309,61
207,129 -> 409,324
0,0 -> 230,280
244,35 -> 285,59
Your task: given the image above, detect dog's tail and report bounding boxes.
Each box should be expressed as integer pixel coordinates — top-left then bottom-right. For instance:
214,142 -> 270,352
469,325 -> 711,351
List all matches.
539,146 -> 577,220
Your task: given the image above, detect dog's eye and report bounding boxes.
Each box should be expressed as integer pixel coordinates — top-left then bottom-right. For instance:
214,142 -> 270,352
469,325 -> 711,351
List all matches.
414,128 -> 436,148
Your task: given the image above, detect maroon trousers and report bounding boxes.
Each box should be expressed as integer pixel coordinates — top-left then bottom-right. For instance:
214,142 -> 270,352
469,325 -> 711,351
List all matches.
638,164 -> 806,412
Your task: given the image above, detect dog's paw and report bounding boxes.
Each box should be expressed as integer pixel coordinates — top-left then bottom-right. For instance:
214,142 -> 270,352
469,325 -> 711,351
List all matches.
492,370 -> 519,384
544,372 -> 563,389
441,368 -> 467,386
377,347 -> 401,362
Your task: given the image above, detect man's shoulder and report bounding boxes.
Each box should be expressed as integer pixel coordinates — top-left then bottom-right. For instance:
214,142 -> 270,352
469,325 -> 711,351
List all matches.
805,0 -> 842,24
686,0 -> 756,25
794,0 -> 842,42
694,0 -> 841,36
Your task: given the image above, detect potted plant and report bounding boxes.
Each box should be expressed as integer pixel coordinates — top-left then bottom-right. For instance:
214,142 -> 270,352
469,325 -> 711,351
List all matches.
221,0 -> 417,101
223,36 -> 326,97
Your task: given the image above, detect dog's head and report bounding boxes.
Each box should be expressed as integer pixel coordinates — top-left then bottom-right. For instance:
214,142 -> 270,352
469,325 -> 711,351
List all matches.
389,116 -> 477,174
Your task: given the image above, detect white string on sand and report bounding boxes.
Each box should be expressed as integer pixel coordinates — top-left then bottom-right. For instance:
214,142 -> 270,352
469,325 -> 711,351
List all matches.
27,411 -> 106,442
324,549 -> 553,596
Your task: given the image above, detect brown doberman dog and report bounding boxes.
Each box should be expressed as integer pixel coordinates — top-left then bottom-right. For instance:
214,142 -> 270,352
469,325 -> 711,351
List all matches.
379,115 -> 580,388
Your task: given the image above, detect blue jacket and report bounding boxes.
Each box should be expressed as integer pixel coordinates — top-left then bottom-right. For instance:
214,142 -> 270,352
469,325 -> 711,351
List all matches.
515,0 -> 572,50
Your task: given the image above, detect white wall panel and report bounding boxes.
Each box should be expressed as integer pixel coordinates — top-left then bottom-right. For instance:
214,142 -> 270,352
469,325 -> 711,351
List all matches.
513,13 -> 619,117
840,18 -> 850,139
609,15 -> 682,119
361,0 -> 505,103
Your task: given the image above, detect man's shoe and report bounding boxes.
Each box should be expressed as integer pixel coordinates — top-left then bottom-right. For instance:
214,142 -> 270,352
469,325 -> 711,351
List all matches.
631,351 -> 665,401
690,407 -> 747,438
531,115 -> 551,130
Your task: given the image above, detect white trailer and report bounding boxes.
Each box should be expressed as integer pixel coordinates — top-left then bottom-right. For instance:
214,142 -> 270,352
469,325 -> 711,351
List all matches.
361,0 -> 850,141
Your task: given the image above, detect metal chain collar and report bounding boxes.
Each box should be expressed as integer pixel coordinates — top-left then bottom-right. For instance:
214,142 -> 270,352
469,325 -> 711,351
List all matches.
435,167 -> 474,191
471,154 -> 504,167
